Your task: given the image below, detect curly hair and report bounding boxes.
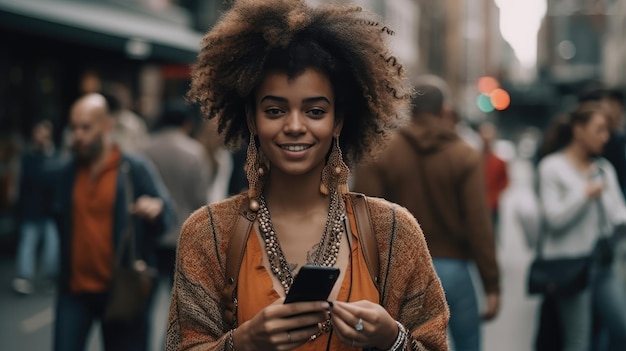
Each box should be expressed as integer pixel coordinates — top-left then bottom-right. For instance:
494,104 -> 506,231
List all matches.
187,0 -> 411,165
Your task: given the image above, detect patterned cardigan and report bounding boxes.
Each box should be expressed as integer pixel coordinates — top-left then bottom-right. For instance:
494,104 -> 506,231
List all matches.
166,194 -> 449,350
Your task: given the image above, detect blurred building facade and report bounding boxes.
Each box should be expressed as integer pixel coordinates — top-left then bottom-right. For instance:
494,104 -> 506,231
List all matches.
0,0 -> 212,142
538,0 -> 607,89
602,0 -> 626,88
0,0 -> 221,249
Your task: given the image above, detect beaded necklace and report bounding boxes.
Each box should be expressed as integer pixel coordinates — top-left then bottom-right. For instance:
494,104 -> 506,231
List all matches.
257,191 -> 345,294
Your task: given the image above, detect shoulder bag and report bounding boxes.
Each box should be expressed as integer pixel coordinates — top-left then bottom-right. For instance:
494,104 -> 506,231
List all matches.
527,196 -> 610,297
103,161 -> 158,324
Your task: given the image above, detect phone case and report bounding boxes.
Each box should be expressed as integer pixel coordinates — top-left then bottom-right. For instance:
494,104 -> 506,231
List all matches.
284,265 -> 340,304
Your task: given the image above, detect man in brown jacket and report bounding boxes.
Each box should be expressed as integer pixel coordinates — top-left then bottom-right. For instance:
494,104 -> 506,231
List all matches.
353,75 -> 500,351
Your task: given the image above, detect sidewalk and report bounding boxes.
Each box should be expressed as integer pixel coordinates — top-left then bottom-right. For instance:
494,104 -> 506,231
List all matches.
0,255 -> 171,351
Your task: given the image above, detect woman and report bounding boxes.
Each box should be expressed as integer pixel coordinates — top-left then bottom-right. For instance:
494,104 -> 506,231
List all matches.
166,1 -> 449,350
537,103 -> 626,351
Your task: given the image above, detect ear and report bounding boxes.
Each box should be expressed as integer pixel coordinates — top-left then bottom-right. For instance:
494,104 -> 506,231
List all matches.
245,103 -> 256,135
333,113 -> 344,137
103,114 -> 115,132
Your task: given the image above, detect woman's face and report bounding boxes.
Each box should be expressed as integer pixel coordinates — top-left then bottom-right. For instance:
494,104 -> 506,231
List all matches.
253,68 -> 341,178
573,112 -> 610,156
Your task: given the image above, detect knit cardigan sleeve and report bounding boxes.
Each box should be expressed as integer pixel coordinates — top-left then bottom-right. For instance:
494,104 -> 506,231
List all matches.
166,196 -> 244,351
368,197 -> 450,351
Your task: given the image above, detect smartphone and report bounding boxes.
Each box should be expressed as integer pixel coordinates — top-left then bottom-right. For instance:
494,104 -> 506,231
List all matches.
284,265 -> 340,304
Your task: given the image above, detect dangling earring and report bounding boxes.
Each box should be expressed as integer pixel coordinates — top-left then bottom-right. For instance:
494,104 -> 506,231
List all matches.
245,133 -> 266,211
320,136 -> 350,195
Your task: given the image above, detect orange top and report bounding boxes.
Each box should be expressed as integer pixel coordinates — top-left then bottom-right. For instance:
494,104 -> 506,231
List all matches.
70,148 -> 121,293
237,201 -> 379,350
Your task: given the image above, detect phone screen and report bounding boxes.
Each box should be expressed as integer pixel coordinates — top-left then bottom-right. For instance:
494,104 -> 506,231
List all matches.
284,265 -> 340,304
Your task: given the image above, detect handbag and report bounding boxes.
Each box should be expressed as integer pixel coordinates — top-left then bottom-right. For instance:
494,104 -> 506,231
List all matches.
527,254 -> 591,296
103,161 -> 157,324
527,212 -> 593,297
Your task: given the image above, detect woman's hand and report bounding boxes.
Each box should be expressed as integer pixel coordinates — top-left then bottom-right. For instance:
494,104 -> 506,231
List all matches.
329,300 -> 399,349
233,300 -> 330,351
585,180 -> 605,199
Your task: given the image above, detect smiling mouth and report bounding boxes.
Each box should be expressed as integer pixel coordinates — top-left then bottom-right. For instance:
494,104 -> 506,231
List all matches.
280,144 -> 312,152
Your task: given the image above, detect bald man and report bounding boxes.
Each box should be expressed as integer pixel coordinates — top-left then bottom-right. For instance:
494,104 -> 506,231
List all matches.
51,93 -> 175,351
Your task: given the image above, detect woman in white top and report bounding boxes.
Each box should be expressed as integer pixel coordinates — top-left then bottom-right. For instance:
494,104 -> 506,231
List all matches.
538,102 -> 626,351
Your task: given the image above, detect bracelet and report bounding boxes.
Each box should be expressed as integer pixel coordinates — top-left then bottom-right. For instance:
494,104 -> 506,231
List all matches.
385,321 -> 407,351
227,328 -> 236,351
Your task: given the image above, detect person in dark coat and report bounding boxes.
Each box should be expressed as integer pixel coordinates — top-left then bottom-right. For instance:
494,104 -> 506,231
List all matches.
52,93 -> 175,351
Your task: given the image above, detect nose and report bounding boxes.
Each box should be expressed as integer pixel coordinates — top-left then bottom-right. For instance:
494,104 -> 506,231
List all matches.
283,111 -> 306,135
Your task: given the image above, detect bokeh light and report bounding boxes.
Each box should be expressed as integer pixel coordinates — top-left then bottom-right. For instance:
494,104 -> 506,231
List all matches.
477,94 -> 495,113
490,88 -> 511,110
477,76 -> 500,95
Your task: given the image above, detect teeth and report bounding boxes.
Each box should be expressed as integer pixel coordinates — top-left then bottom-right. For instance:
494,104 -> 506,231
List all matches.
282,145 -> 309,152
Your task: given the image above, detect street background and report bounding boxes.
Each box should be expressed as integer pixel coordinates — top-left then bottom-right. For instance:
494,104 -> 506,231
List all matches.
1,0 -> 625,350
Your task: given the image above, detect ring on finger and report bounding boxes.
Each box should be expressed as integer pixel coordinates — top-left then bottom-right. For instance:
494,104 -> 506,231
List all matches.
354,317 -> 364,331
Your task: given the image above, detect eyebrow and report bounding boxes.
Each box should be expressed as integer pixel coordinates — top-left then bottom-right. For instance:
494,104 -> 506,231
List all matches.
260,95 -> 331,105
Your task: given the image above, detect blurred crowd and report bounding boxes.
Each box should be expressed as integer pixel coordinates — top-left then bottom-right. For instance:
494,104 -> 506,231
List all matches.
0,76 -> 625,351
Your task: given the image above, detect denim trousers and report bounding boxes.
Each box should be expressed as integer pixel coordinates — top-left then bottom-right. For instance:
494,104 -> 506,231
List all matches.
15,219 -> 59,280
432,258 -> 480,351
592,264 -> 626,351
555,288 -> 592,351
53,289 -> 151,351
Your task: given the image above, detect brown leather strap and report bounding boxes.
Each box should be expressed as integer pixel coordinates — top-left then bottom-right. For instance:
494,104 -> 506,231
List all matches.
349,192 -> 380,288
223,197 -> 256,327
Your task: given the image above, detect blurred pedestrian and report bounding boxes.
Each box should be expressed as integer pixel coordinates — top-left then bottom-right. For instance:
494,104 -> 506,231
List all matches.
105,88 -> 150,154
51,93 -> 175,351
142,99 -> 210,284
354,75 -> 500,351
166,1 -> 449,350
0,133 -> 21,213
578,87 -> 626,197
194,117 -> 234,204
12,120 -> 60,295
536,103 -> 626,351
479,121 -> 509,240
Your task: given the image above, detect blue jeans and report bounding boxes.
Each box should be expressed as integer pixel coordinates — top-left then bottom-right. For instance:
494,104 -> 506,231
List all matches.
433,258 -> 480,351
15,219 -> 59,280
555,288 -> 592,351
592,265 -> 626,351
53,290 -> 151,351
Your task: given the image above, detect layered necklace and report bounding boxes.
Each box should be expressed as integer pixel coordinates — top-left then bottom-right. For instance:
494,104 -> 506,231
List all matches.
257,190 -> 346,294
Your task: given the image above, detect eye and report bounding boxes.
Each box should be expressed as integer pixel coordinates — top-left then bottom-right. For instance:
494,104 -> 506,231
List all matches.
307,108 -> 326,118
264,107 -> 284,117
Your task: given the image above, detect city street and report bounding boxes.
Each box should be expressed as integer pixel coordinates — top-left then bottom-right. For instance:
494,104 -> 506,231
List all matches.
0,159 -> 541,351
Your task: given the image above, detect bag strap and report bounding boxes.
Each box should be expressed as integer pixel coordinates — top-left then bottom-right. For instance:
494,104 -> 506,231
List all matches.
348,192 -> 380,288
114,161 -> 136,266
223,192 -> 380,326
223,197 -> 256,327
595,166 -> 610,238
